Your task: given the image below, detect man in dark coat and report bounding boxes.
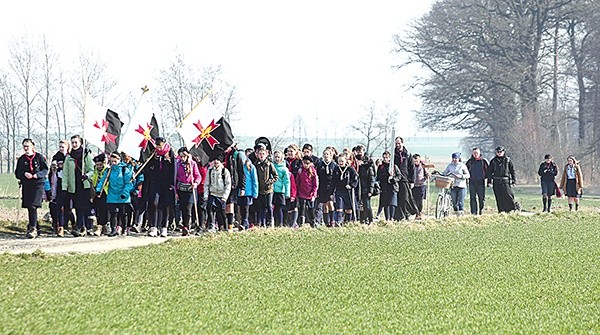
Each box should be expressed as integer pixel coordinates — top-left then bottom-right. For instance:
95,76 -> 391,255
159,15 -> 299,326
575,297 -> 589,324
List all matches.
486,146 -> 518,213
15,138 -> 48,238
465,147 -> 489,215
393,136 -> 418,220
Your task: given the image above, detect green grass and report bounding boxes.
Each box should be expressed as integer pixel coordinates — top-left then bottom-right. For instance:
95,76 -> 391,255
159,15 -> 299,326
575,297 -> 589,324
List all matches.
1,213 -> 599,334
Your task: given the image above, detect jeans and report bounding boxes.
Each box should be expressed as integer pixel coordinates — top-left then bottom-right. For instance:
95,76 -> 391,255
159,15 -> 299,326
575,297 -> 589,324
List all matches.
468,180 -> 486,215
451,187 -> 467,211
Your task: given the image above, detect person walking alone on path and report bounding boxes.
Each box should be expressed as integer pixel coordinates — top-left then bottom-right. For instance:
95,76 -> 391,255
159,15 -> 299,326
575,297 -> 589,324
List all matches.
15,139 -> 49,239
537,154 -> 558,213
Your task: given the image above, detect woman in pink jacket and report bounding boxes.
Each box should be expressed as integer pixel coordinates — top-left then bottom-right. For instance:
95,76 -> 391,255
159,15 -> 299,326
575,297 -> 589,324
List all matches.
176,147 -> 201,236
295,156 -> 319,227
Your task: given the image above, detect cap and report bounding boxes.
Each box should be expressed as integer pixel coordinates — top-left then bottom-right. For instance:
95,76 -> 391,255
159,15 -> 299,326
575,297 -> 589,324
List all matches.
93,153 -> 106,163
451,152 -> 461,159
495,146 -> 505,152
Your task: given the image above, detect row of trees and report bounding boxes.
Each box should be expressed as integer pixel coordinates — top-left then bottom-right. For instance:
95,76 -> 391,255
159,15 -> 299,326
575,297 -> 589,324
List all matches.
395,0 -> 600,182
0,34 -> 240,173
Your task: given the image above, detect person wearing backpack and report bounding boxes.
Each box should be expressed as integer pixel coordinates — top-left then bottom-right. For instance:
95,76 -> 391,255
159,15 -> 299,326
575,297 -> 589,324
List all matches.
255,146 -> 278,228
204,154 -> 232,232
96,152 -> 134,236
486,146 -> 518,213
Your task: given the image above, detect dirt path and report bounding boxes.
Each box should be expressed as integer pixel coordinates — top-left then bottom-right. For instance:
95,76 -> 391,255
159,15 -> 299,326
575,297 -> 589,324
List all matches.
0,233 -> 175,255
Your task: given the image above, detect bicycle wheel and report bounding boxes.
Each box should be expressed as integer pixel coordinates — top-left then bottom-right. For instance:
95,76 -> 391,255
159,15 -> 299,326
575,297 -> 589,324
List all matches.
443,194 -> 452,218
435,194 -> 444,219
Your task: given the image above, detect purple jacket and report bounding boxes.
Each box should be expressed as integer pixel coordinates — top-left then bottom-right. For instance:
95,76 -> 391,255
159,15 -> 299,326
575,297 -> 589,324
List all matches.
176,158 -> 201,185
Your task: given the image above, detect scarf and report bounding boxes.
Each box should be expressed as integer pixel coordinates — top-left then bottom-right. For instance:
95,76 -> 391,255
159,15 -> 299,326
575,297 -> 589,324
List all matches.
25,152 -> 36,173
155,143 -> 171,156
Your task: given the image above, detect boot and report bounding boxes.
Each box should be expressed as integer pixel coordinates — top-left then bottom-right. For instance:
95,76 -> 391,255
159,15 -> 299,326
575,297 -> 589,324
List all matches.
547,198 -> 552,212
94,224 -> 103,236
57,226 -> 65,237
542,197 -> 547,212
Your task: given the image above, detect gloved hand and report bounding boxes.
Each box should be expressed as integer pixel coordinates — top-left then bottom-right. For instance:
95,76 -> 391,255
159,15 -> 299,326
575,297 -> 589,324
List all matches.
120,193 -> 127,200
345,185 -> 351,190
81,175 -> 89,181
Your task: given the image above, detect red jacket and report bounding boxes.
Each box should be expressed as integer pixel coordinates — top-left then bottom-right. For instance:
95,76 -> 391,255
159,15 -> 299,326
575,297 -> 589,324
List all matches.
289,171 -> 297,200
296,166 -> 319,200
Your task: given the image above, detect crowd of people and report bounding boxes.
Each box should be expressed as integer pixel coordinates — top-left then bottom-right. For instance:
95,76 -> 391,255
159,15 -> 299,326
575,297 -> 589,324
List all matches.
14,136 -> 585,239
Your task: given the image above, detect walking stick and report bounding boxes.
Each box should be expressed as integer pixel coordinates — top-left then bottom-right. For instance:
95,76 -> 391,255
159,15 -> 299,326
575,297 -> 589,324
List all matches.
192,186 -> 200,232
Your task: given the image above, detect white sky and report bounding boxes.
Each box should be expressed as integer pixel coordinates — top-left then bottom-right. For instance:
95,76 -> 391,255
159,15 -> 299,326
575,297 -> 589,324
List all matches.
0,0 -> 444,139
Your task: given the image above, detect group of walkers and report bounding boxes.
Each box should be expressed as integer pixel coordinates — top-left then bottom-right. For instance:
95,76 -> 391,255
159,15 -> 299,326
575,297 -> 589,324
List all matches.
15,135 -> 585,239
439,146 -> 584,215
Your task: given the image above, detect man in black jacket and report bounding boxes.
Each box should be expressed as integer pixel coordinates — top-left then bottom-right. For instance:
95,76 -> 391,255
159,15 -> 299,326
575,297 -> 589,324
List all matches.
537,154 -> 558,212
465,147 -> 489,215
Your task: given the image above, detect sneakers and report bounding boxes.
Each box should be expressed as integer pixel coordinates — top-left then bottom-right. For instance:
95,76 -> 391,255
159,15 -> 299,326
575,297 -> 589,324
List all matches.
130,224 -> 141,233
182,226 -> 189,236
148,227 -> 158,237
94,225 -> 103,236
26,227 -> 38,239
72,228 -> 85,237
160,227 -> 168,237
57,226 -> 64,237
116,226 -> 123,236
124,227 -> 130,236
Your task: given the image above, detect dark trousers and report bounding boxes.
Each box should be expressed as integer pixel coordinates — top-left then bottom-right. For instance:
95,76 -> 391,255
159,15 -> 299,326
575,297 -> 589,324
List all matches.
411,185 -> 426,215
469,180 -> 486,215
359,195 -> 373,223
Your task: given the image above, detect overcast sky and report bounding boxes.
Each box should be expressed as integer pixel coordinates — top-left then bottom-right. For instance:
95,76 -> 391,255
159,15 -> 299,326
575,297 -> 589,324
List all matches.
0,0 -> 444,139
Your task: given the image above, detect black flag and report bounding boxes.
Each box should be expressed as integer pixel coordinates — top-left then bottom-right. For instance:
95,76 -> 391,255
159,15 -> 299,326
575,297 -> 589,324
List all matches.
139,114 -> 160,162
105,109 -> 123,154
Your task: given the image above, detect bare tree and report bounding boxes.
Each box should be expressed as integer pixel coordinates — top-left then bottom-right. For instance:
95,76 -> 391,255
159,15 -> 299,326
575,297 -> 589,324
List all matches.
349,101 -> 398,157
0,71 -> 23,172
37,35 -> 59,157
8,33 -> 41,139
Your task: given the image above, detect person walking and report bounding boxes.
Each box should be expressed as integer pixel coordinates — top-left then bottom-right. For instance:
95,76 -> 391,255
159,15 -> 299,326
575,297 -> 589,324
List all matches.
465,147 -> 488,215
393,136 -> 418,220
559,155 -> 584,211
15,139 -> 49,239
62,135 -> 94,237
175,147 -> 201,236
537,154 -> 558,213
411,153 -> 430,219
376,151 -> 400,221
486,146 -> 518,213
441,152 -> 470,216
204,154 -> 232,232
96,152 -> 134,236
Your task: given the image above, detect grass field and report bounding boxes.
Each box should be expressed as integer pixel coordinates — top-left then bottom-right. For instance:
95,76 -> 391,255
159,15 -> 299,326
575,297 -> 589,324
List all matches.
1,212 -> 599,334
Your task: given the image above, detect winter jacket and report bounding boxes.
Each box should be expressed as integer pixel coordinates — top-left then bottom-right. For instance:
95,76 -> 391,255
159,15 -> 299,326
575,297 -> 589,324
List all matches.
273,161 -> 291,198
62,148 -> 94,193
286,157 -> 302,176
176,158 -> 201,186
96,162 -> 134,204
376,163 -> 400,193
296,165 -> 319,200
412,163 -> 430,187
204,165 -> 232,200
256,159 -> 278,195
196,165 -> 207,196
465,156 -> 489,183
332,165 -> 359,194
144,148 -> 176,183
358,160 -> 376,195
225,149 -> 246,190
15,152 -> 48,188
238,162 -> 259,199
487,155 -> 516,184
537,161 -> 558,182
394,147 -> 414,182
316,159 -> 337,197
92,165 -> 109,195
559,163 -> 583,193
442,162 -> 470,188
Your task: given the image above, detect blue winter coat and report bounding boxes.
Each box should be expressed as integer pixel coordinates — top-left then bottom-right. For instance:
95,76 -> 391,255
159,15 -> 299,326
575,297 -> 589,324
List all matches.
96,162 -> 134,204
238,162 -> 259,199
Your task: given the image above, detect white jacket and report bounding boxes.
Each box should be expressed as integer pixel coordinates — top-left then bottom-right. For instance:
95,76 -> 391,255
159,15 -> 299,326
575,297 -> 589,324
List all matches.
442,162 -> 470,188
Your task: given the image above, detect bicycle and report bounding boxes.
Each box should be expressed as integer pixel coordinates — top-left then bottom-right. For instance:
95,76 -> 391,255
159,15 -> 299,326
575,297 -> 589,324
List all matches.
432,174 -> 454,219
